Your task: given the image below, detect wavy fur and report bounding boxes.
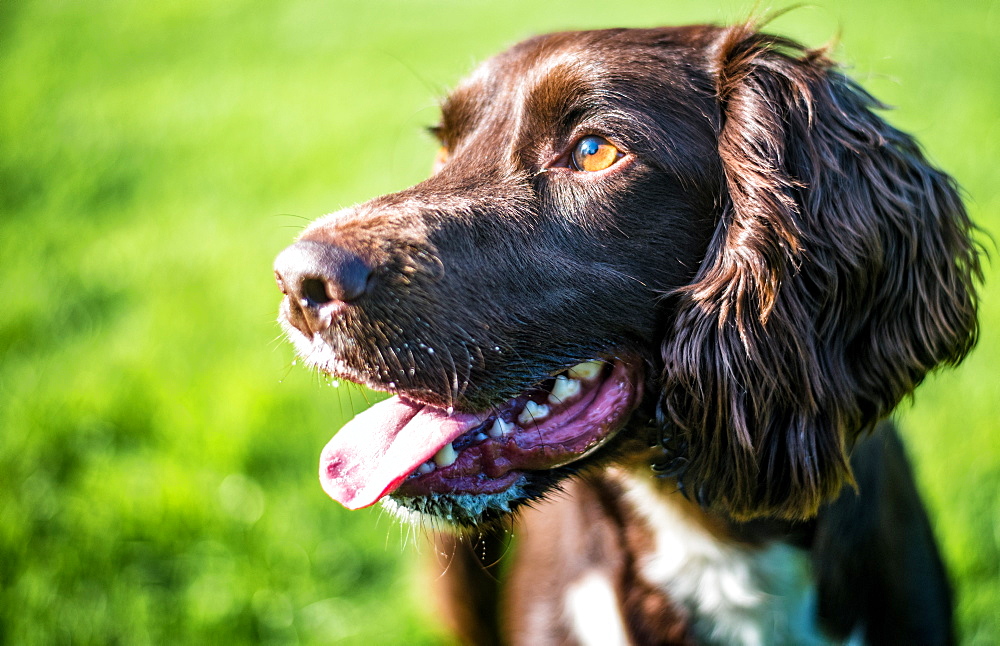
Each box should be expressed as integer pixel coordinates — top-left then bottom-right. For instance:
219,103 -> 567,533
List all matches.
657,24 -> 982,520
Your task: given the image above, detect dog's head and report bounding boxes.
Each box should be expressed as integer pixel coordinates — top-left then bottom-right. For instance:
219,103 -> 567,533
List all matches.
274,24 -> 980,527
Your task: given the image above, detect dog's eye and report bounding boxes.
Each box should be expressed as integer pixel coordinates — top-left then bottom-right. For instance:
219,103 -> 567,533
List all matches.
571,136 -> 622,172
433,146 -> 449,174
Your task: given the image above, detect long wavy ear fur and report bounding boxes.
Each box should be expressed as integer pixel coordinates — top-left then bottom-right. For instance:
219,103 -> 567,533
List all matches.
657,23 -> 982,521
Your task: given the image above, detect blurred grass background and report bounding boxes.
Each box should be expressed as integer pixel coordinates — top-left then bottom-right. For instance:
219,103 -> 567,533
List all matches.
1,0 -> 997,643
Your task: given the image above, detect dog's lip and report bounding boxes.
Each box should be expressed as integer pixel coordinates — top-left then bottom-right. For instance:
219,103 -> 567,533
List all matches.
318,358 -> 644,509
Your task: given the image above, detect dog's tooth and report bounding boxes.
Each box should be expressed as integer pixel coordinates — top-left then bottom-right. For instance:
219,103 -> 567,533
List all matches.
567,360 -> 603,381
473,432 -> 488,442
417,462 -> 434,475
548,375 -> 581,404
518,401 -> 550,425
488,417 -> 514,438
433,442 -> 458,467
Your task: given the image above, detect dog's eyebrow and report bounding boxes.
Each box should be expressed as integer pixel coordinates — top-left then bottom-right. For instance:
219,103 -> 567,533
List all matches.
521,60 -> 605,137
436,85 -> 484,147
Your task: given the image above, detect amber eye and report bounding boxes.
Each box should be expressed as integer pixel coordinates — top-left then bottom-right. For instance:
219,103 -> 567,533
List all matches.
433,146 -> 449,174
571,135 -> 621,172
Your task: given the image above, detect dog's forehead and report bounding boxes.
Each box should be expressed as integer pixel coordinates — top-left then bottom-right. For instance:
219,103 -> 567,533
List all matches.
440,37 -> 595,137
473,35 -> 595,89
452,33 -> 628,108
440,27 -> 716,140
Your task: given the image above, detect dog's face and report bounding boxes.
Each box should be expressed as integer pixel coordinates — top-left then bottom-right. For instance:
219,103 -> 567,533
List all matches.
275,26 -> 979,526
276,28 -> 719,525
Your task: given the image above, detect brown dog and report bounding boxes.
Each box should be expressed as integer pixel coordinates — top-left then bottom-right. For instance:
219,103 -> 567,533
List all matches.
275,23 -> 979,645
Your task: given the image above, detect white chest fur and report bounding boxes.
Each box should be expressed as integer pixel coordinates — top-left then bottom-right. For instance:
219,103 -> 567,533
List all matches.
615,471 -> 838,646
564,570 -> 632,646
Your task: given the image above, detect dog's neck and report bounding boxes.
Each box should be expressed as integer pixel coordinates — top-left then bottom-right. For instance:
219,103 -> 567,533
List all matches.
593,467 -> 840,646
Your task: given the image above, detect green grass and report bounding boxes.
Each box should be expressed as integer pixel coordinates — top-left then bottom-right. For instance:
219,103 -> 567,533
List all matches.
1,0 -> 998,643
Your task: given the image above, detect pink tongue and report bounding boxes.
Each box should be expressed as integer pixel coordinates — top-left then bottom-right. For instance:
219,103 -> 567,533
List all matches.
319,396 -> 485,509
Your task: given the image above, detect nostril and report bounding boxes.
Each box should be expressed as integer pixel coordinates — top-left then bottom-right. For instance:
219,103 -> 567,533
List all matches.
335,254 -> 374,302
301,277 -> 332,306
274,239 -> 375,311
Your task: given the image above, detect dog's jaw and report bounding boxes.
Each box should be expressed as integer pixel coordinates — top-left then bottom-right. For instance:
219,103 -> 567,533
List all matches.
316,358 -> 645,527
382,485 -> 529,527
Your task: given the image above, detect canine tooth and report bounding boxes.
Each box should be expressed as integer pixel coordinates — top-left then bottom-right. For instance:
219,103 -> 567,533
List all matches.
518,401 -> 550,425
548,375 -> 581,403
473,432 -> 488,442
417,462 -> 434,475
567,360 -> 603,381
433,442 -> 457,467
488,417 -> 514,438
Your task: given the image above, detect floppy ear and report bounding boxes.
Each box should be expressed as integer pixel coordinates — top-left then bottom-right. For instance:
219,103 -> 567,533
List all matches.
656,24 -> 981,521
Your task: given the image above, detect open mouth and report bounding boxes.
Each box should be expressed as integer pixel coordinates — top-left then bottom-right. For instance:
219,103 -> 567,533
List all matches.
318,358 -> 644,517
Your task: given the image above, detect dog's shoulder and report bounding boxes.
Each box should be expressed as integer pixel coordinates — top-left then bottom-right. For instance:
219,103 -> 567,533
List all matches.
612,470 -> 835,645
504,473 -> 693,645
501,470 -> 837,645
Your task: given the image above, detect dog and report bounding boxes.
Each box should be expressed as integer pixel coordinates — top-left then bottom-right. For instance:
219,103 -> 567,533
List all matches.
274,22 -> 981,645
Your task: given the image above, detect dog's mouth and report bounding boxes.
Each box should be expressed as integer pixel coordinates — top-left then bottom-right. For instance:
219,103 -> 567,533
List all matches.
318,358 -> 643,519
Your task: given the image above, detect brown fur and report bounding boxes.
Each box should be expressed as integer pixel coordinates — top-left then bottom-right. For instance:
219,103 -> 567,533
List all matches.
656,25 -> 980,520
275,22 -> 979,644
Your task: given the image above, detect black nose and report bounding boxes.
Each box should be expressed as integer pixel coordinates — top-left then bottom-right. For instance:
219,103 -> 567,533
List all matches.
274,240 -> 374,334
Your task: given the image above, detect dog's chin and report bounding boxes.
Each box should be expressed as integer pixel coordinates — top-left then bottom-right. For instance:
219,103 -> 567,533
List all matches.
382,479 -> 533,529
317,357 -> 645,528
382,452 -> 623,532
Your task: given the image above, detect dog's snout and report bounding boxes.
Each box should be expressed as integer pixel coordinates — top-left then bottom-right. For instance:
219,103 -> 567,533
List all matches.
274,240 -> 373,334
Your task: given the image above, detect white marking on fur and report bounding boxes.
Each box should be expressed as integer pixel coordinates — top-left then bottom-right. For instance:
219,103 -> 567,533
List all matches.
615,471 -> 838,646
847,626 -> 865,646
564,570 -> 631,646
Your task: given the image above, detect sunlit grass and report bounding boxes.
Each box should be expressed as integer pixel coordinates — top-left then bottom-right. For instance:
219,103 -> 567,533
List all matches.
1,0 -> 997,643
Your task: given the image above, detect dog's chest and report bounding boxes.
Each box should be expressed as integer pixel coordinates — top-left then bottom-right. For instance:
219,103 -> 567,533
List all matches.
610,473 -> 835,646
